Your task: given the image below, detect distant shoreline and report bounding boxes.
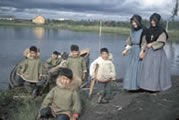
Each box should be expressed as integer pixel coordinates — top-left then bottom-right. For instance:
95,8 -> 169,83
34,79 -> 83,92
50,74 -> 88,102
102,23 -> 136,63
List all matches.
0,20 -> 179,42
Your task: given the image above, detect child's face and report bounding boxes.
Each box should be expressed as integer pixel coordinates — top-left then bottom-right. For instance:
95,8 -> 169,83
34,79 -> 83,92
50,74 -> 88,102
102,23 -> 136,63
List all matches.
71,51 -> 79,57
58,75 -> 71,87
100,52 -> 109,60
52,54 -> 58,59
29,51 -> 37,58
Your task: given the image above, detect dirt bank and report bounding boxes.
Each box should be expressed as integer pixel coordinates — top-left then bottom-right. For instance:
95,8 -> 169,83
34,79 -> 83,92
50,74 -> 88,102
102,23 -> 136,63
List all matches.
80,76 -> 179,120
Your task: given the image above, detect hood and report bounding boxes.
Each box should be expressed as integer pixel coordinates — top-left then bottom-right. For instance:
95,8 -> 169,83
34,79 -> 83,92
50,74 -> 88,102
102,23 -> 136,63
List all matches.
150,13 -> 161,27
130,14 -> 142,30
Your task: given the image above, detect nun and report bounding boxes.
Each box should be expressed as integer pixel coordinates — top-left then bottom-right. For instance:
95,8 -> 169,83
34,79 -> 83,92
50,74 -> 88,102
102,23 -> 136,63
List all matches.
122,14 -> 147,90
138,13 -> 172,91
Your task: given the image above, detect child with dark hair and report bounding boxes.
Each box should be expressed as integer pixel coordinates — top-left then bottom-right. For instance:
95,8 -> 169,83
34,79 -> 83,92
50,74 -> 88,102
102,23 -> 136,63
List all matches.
15,46 -> 43,96
90,48 -> 116,103
45,51 -> 62,69
39,68 -> 81,120
63,44 -> 87,89
29,46 -> 38,52
100,48 -> 109,53
71,45 -> 79,51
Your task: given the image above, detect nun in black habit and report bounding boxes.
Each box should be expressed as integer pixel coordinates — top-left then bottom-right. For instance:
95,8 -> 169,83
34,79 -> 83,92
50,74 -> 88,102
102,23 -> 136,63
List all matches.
138,13 -> 172,91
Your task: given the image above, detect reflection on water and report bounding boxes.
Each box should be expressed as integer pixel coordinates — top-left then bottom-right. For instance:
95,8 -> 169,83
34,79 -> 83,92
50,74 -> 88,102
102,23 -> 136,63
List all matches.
32,27 -> 45,40
0,26 -> 178,89
165,43 -> 179,75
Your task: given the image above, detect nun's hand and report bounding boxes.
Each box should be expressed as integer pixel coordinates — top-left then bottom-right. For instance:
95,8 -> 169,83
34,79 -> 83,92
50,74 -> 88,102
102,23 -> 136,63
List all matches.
147,43 -> 152,48
139,51 -> 144,59
122,50 -> 127,56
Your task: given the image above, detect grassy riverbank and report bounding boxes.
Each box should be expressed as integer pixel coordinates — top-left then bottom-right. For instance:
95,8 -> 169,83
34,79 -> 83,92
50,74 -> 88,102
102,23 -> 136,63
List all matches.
0,76 -> 179,120
0,20 -> 179,41
0,20 -> 130,36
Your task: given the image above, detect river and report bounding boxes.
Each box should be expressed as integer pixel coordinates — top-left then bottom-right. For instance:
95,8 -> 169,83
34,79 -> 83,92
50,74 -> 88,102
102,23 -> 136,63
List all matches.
0,26 -> 178,89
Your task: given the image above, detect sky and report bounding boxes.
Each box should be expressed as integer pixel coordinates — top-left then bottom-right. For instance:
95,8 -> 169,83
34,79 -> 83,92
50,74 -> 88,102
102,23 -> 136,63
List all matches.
0,0 -> 178,21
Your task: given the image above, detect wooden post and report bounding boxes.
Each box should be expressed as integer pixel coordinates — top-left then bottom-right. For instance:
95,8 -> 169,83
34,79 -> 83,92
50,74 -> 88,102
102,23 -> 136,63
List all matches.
98,20 -> 102,52
88,64 -> 99,98
166,20 -> 169,32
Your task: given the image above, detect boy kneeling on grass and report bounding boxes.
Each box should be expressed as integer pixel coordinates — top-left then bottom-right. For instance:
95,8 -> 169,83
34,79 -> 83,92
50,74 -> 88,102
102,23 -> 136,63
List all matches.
39,68 -> 81,120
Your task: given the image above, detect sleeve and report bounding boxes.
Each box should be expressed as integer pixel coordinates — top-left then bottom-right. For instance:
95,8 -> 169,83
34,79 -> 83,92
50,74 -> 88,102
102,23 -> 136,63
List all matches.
125,37 -> 132,50
38,60 -> 43,77
48,60 -> 67,73
46,58 -> 52,64
151,32 -> 167,50
81,58 -> 87,73
110,62 -> 116,80
89,59 -> 98,78
44,58 -> 52,68
41,88 -> 54,109
72,90 -> 81,118
56,58 -> 62,65
17,60 -> 27,75
61,59 -> 68,68
141,35 -> 147,51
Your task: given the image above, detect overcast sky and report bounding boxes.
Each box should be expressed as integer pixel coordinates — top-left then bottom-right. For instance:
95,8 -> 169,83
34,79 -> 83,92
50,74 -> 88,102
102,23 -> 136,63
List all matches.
0,0 -> 178,21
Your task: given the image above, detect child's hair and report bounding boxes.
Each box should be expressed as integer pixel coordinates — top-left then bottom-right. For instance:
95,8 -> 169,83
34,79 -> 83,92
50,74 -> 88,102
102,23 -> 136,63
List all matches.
61,52 -> 68,60
29,46 -> 38,53
100,48 -> 109,54
58,68 -> 73,80
71,44 -> 79,51
53,51 -> 59,55
58,52 -> 61,55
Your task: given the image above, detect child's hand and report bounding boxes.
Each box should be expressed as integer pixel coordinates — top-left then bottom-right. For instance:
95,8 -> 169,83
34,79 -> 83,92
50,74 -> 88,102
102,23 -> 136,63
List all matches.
71,118 -> 76,120
82,73 -> 86,81
37,113 -> 40,118
72,113 -> 79,120
39,74 -> 44,80
38,76 -> 42,80
121,50 -> 127,56
110,77 -> 116,81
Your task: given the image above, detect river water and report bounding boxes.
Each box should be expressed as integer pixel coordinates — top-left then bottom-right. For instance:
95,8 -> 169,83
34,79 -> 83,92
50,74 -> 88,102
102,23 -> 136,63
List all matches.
0,26 -> 178,89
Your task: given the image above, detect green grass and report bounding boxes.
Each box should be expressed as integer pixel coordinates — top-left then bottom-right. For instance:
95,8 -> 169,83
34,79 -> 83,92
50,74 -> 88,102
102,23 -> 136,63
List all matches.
168,30 -> 179,42
0,89 -> 43,120
9,100 -> 40,120
0,90 -> 13,107
8,95 -> 45,120
0,20 -> 179,41
0,88 -> 95,120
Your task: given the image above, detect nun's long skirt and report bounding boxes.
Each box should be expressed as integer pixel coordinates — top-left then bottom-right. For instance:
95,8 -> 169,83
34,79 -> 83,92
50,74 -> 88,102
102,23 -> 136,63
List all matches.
123,45 -> 141,90
138,48 -> 172,91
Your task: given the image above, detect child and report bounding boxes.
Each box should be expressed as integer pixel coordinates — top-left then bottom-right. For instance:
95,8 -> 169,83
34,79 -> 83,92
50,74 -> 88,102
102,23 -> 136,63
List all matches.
63,45 -> 87,88
45,51 -> 62,69
39,68 -> 81,120
90,48 -> 116,103
15,46 -> 43,95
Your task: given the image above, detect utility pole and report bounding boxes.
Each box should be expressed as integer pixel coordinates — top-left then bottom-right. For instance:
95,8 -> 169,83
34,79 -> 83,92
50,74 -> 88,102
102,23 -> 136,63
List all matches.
166,0 -> 178,31
98,20 -> 102,52
171,0 -> 178,21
